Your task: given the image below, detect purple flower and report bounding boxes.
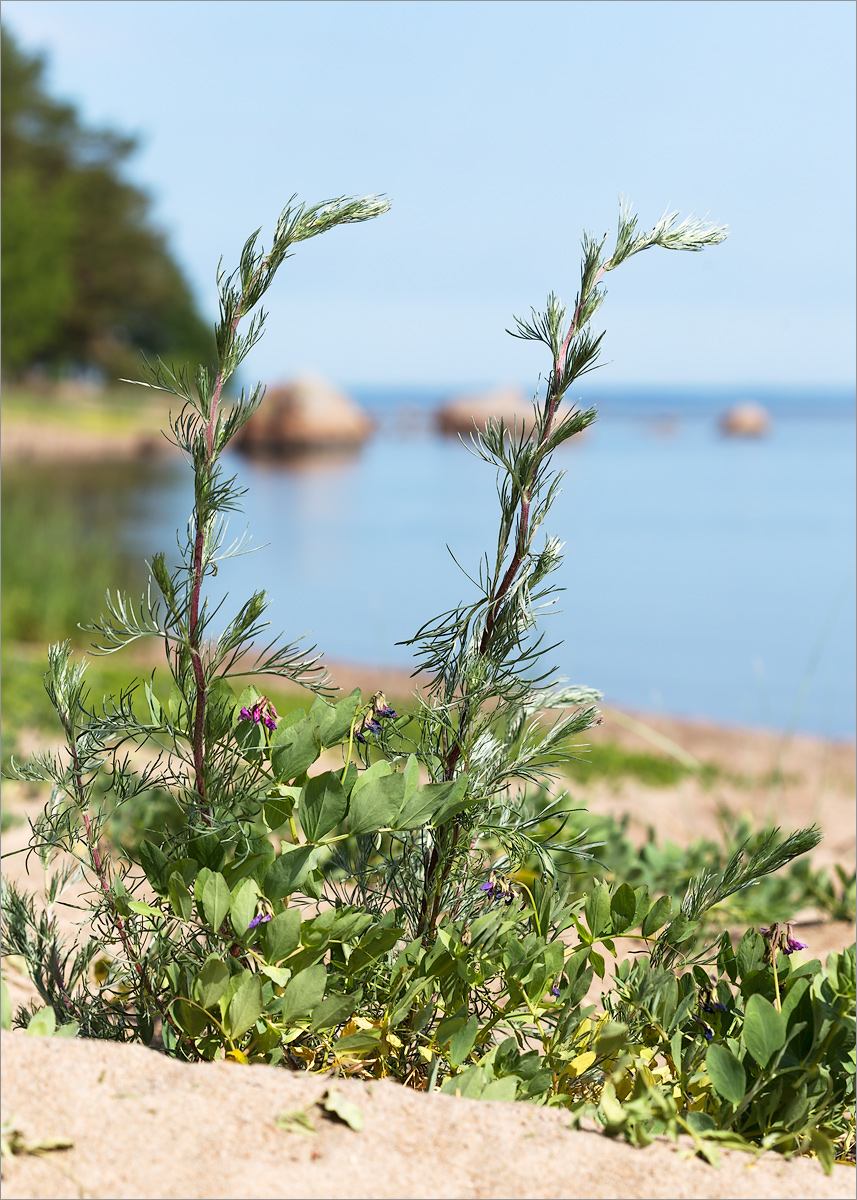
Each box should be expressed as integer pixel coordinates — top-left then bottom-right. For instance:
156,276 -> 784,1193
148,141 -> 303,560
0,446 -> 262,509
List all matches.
372,691 -> 398,720
248,900 -> 273,930
354,710 -> 383,743
239,696 -> 279,731
551,981 -> 561,998
480,873 -> 515,905
761,922 -> 808,959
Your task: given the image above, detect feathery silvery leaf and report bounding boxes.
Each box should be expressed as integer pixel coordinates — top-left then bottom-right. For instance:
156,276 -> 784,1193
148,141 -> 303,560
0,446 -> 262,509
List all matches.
82,588 -> 165,653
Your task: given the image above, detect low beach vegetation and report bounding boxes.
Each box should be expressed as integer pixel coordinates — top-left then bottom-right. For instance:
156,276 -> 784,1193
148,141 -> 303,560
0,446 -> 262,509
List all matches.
2,194 -> 853,1173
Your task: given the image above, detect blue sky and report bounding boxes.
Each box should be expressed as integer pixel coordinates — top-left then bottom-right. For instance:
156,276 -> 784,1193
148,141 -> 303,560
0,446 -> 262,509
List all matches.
4,0 -> 855,389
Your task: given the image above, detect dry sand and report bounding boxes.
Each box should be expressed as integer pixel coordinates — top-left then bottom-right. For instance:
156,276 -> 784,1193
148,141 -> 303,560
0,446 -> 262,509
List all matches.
2,1030 -> 853,1200
2,700 -> 855,1199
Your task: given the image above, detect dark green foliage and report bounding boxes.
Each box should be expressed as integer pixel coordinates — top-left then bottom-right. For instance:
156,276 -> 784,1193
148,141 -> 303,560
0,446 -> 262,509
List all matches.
580,941 -> 856,1170
1,31 -> 212,378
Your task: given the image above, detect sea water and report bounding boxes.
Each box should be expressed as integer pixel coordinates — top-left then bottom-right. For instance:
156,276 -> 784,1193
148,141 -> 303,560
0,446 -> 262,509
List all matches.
129,387 -> 856,740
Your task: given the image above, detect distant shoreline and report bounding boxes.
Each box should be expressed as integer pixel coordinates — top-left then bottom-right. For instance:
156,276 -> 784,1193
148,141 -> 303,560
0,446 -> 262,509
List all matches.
0,420 -> 179,463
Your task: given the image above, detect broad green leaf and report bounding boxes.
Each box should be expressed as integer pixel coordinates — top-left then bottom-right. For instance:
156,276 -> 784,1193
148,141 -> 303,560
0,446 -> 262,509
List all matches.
632,885 -> 650,925
186,832 -> 226,872
327,911 -> 375,944
193,957 -> 230,1010
199,871 -> 231,931
588,948 -> 606,979
662,913 -> 697,946
436,1013 -> 467,1046
168,873 -> 193,921
781,976 -> 811,1025
219,973 -> 245,1023
584,884 -> 610,938
165,858 -> 197,888
402,754 -> 420,801
230,878 -> 260,936
430,775 -> 471,827
641,894 -> 672,938
685,1111 -> 717,1135
441,1065 -> 484,1099
1,978 -> 12,1030
258,963 -> 291,986
194,866 -> 212,902
177,999 -> 208,1037
333,1030 -> 383,1054
448,1014 -> 479,1067
610,883 -> 636,934
225,972 -> 264,1039
128,900 -> 161,917
53,1021 -> 79,1038
25,1006 -> 56,1037
311,991 -> 359,1031
349,758 -> 391,793
743,993 -> 786,1067
705,1043 -> 746,1105
138,839 -> 170,894
271,717 -> 321,781
310,689 -> 361,747
397,777 -> 466,830
281,963 -> 327,1022
300,771 -> 347,841
480,1076 -> 518,1103
264,787 -> 300,830
347,773 -> 406,835
222,848 -> 275,891
736,929 -> 765,978
265,845 -> 319,901
262,908 -> 302,962
323,1087 -> 364,1131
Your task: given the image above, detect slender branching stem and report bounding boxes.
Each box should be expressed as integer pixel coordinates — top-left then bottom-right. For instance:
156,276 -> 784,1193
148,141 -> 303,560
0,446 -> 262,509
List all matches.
68,743 -> 184,1046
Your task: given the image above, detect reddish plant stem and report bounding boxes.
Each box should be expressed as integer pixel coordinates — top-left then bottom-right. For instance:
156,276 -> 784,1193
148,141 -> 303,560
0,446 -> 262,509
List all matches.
188,521 -> 210,822
188,260 -> 269,818
423,281 -> 604,937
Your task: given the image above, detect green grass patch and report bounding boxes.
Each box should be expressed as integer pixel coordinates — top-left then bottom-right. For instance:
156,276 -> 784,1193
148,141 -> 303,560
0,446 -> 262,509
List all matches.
1,386 -> 171,436
566,740 -> 720,789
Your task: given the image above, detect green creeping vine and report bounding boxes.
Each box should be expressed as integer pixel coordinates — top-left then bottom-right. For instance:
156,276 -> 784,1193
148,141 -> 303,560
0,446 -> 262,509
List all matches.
3,194 -> 851,1172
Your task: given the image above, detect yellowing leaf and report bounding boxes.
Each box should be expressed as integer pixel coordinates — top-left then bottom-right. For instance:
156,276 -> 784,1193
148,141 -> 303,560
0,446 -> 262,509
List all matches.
93,957 -> 111,986
565,1051 -> 596,1078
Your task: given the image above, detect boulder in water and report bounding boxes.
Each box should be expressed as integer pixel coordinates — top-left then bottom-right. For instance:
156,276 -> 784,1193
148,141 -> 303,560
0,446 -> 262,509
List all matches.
235,373 -> 374,456
719,401 -> 771,437
435,387 -> 535,437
